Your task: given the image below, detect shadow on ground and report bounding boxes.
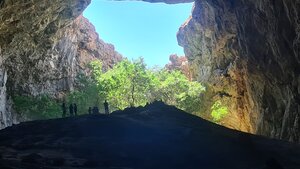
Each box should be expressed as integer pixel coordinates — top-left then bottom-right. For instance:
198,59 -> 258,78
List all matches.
0,101 -> 299,169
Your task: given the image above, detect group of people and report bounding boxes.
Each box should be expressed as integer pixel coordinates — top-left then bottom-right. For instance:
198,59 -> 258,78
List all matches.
61,100 -> 110,117
61,103 -> 78,118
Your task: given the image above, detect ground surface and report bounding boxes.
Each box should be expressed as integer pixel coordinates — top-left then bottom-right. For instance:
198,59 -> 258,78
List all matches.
0,102 -> 299,169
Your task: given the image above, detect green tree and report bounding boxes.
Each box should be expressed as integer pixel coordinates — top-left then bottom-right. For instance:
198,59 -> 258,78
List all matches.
13,58 -> 206,120
91,58 -> 205,114
155,70 -> 205,113
91,58 -> 153,110
66,73 -> 102,114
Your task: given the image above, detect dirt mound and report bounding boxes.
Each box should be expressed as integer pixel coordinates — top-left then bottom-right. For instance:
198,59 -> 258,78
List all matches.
0,101 -> 299,169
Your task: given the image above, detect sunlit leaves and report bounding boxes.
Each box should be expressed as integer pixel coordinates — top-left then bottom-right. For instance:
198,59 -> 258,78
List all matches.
91,58 -> 205,113
211,100 -> 228,122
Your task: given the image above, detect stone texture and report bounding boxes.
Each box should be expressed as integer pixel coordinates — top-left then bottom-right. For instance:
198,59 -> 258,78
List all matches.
178,0 -> 300,142
165,54 -> 192,80
0,0 -> 122,129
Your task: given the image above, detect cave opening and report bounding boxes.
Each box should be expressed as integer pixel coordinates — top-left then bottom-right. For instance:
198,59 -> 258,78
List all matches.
1,1 -> 300,168
83,0 -> 193,67
77,1 -> 215,118
81,1 -> 233,130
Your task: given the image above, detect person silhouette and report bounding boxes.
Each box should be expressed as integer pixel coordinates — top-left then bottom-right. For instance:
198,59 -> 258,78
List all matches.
61,102 -> 66,118
93,106 -> 99,114
73,103 -> 77,116
96,107 -> 99,114
104,100 -> 109,115
88,107 -> 92,114
69,104 -> 74,117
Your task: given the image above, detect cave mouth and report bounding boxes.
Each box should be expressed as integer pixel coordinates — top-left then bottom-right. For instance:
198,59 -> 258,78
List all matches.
83,0 -> 193,67
81,1 -> 233,130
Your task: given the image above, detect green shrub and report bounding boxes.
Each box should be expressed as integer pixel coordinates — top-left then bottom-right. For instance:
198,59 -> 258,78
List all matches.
13,94 -> 60,120
211,100 -> 228,122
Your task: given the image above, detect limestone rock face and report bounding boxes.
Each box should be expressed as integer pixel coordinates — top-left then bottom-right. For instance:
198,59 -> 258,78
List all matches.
178,0 -> 300,142
165,54 -> 192,80
0,0 -> 122,129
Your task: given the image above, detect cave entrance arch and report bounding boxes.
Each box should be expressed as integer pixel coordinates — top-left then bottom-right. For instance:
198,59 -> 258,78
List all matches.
83,0 -> 194,67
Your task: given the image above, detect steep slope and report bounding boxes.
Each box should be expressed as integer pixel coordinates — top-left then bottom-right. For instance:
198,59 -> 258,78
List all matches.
0,0 -> 122,128
0,102 -> 299,169
178,0 -> 300,142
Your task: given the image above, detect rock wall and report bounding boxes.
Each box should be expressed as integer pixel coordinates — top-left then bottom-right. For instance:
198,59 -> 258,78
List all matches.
178,0 -> 300,142
165,54 -> 192,80
0,0 -> 122,129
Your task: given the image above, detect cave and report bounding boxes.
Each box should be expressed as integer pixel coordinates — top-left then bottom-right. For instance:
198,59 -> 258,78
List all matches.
0,0 -> 299,168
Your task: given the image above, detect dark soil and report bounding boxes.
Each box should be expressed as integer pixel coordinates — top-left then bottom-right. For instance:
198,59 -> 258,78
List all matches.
0,101 -> 299,169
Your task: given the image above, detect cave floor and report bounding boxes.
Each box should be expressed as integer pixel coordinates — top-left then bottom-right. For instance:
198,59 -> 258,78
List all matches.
0,102 -> 299,169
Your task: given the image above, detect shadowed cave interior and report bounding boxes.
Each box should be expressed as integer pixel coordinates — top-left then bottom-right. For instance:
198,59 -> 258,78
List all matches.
0,0 -> 299,168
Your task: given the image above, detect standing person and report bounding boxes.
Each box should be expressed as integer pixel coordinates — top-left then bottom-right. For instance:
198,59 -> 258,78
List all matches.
88,107 -> 92,114
104,100 -> 109,115
69,104 -> 74,117
73,103 -> 78,116
93,106 -> 99,114
61,102 -> 66,118
96,107 -> 99,114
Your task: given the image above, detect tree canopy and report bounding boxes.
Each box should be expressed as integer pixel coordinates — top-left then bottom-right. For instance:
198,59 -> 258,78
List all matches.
13,58 -> 229,123
90,58 -> 205,113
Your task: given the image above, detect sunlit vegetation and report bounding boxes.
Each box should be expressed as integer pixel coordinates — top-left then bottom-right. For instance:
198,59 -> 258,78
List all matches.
12,74 -> 103,119
211,100 -> 228,122
13,95 -> 60,120
90,58 -> 205,113
13,58 -> 229,123
66,73 -> 103,114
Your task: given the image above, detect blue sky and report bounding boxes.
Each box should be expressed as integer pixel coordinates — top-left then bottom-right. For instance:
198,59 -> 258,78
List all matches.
83,1 -> 193,67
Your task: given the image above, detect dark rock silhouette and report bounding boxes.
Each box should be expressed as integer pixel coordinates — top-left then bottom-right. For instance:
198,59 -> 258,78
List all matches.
0,102 -> 299,169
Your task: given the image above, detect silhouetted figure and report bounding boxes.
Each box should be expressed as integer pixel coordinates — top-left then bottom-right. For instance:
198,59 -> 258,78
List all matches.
104,100 -> 109,114
88,107 -> 92,114
73,103 -> 78,116
61,102 -> 66,118
93,106 -> 99,114
69,104 -> 74,117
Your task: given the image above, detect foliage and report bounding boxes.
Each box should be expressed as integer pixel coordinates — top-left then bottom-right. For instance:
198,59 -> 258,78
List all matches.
66,73 -> 103,114
13,58 -> 206,120
90,58 -> 205,113
155,70 -> 205,112
13,94 -> 60,120
211,100 -> 228,122
91,58 -> 153,110
13,74 -> 102,119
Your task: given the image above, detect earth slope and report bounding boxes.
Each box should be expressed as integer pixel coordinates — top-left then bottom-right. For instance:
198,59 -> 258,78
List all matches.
0,102 -> 299,169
